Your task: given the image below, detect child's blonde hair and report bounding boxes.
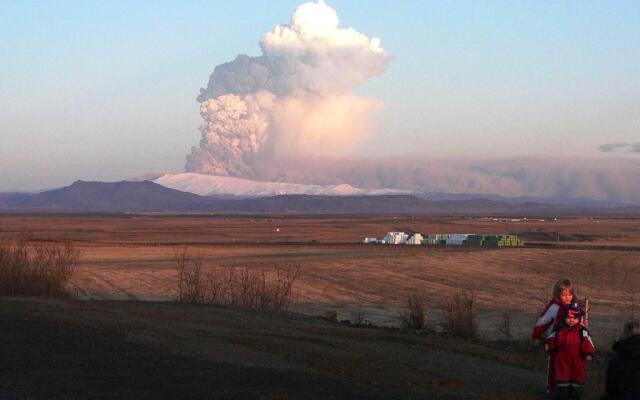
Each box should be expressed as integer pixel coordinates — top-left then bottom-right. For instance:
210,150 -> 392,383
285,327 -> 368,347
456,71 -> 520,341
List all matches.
553,278 -> 576,301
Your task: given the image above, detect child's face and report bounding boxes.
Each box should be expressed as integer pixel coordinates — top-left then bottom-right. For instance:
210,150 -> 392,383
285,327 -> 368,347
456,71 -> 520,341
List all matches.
565,315 -> 579,327
632,327 -> 640,336
559,289 -> 573,305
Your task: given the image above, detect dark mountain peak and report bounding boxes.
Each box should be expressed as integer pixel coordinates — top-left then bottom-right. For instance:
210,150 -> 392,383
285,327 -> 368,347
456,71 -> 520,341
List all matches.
4,180 -> 211,212
69,179 -> 153,188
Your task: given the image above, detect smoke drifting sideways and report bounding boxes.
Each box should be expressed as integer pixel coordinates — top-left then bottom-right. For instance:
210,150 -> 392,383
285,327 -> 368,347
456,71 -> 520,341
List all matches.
599,142 -> 640,154
186,0 -> 391,178
256,157 -> 640,204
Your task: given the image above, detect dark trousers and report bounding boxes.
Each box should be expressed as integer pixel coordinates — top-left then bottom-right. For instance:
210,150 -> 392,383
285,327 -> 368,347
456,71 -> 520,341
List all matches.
553,383 -> 584,400
547,353 -> 556,393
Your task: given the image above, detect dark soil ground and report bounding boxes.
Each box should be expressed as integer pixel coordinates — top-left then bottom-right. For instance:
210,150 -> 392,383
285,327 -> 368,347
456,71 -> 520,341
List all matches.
0,298 -> 609,400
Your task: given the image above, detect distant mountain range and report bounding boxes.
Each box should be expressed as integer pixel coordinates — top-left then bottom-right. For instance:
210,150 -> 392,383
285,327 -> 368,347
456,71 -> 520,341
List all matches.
1,179 -> 639,215
150,172 -> 639,208
152,173 -> 414,197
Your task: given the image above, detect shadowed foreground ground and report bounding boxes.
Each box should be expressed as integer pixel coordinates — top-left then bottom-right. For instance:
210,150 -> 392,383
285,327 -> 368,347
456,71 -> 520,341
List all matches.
0,298 -> 607,399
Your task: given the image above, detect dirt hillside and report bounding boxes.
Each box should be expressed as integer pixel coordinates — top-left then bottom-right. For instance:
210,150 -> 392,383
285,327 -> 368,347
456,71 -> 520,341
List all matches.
0,298 -> 608,400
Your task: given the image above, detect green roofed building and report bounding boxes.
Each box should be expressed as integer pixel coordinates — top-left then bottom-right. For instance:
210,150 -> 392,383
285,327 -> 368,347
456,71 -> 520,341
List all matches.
422,233 -> 524,247
464,234 -> 523,247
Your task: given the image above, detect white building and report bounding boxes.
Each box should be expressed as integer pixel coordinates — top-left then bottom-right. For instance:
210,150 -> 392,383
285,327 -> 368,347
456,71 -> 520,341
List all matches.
363,237 -> 378,244
406,233 -> 424,245
444,234 -> 470,245
383,231 -> 409,245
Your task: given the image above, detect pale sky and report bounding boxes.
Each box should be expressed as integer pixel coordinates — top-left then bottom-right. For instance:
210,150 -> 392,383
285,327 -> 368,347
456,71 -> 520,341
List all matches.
1,1 -> 639,191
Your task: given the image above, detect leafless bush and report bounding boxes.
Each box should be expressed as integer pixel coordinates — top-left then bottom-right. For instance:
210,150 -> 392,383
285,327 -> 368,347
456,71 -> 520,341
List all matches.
174,246 -> 190,303
183,259 -> 205,304
499,312 -> 512,341
174,247 -> 300,311
322,310 -> 338,322
0,240 -> 79,297
400,293 -> 427,331
351,305 -> 366,326
442,290 -> 478,339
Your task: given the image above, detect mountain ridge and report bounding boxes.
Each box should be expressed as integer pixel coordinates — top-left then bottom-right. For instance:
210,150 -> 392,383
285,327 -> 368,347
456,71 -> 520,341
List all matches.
1,180 -> 640,215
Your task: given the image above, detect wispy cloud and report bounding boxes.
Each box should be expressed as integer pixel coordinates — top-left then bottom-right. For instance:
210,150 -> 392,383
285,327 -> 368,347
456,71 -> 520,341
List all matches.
599,142 -> 629,152
598,142 -> 640,154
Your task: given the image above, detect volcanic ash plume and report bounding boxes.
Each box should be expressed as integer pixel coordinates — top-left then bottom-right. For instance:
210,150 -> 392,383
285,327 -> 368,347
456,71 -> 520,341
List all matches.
186,0 -> 391,178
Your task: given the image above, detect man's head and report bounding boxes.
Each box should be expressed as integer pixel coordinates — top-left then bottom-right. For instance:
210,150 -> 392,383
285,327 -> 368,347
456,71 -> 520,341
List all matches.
622,320 -> 640,339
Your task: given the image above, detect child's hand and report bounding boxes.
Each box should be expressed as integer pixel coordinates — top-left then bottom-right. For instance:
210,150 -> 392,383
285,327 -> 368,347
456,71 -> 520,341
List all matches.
586,355 -> 593,362
544,343 -> 549,352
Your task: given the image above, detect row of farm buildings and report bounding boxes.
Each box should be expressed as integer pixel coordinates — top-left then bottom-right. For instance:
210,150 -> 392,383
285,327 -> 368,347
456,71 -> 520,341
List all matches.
363,232 -> 524,247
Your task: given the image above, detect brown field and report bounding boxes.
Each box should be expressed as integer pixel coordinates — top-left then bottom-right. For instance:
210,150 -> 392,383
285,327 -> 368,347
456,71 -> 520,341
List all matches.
1,214 -> 639,343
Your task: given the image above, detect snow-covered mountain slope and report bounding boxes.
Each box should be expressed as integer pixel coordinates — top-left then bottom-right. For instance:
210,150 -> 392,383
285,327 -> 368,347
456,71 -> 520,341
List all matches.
153,173 -> 413,197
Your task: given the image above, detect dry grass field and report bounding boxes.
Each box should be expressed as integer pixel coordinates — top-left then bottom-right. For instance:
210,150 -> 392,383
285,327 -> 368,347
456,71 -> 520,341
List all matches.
1,214 -> 639,399
1,214 -> 638,343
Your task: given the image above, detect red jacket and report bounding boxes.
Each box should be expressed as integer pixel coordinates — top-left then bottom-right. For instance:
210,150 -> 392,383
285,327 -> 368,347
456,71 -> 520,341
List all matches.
548,324 -> 595,384
532,300 -> 563,341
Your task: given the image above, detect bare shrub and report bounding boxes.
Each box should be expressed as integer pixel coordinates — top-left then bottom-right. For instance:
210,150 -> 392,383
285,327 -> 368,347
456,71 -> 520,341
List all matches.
174,247 -> 300,311
183,259 -> 205,304
442,290 -> 478,339
174,246 -> 190,303
400,293 -> 427,331
322,310 -> 338,322
0,240 -> 79,297
498,312 -> 512,341
351,305 -> 366,326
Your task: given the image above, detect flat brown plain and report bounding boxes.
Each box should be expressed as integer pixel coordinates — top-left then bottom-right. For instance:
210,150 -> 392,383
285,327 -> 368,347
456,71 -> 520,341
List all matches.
1,214 -> 638,342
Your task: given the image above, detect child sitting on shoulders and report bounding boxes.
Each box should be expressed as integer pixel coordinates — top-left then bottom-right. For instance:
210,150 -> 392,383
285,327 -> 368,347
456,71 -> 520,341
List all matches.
547,303 -> 595,400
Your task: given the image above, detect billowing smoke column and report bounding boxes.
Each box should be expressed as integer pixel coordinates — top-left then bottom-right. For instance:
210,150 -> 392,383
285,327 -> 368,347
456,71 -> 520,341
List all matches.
186,0 -> 391,178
